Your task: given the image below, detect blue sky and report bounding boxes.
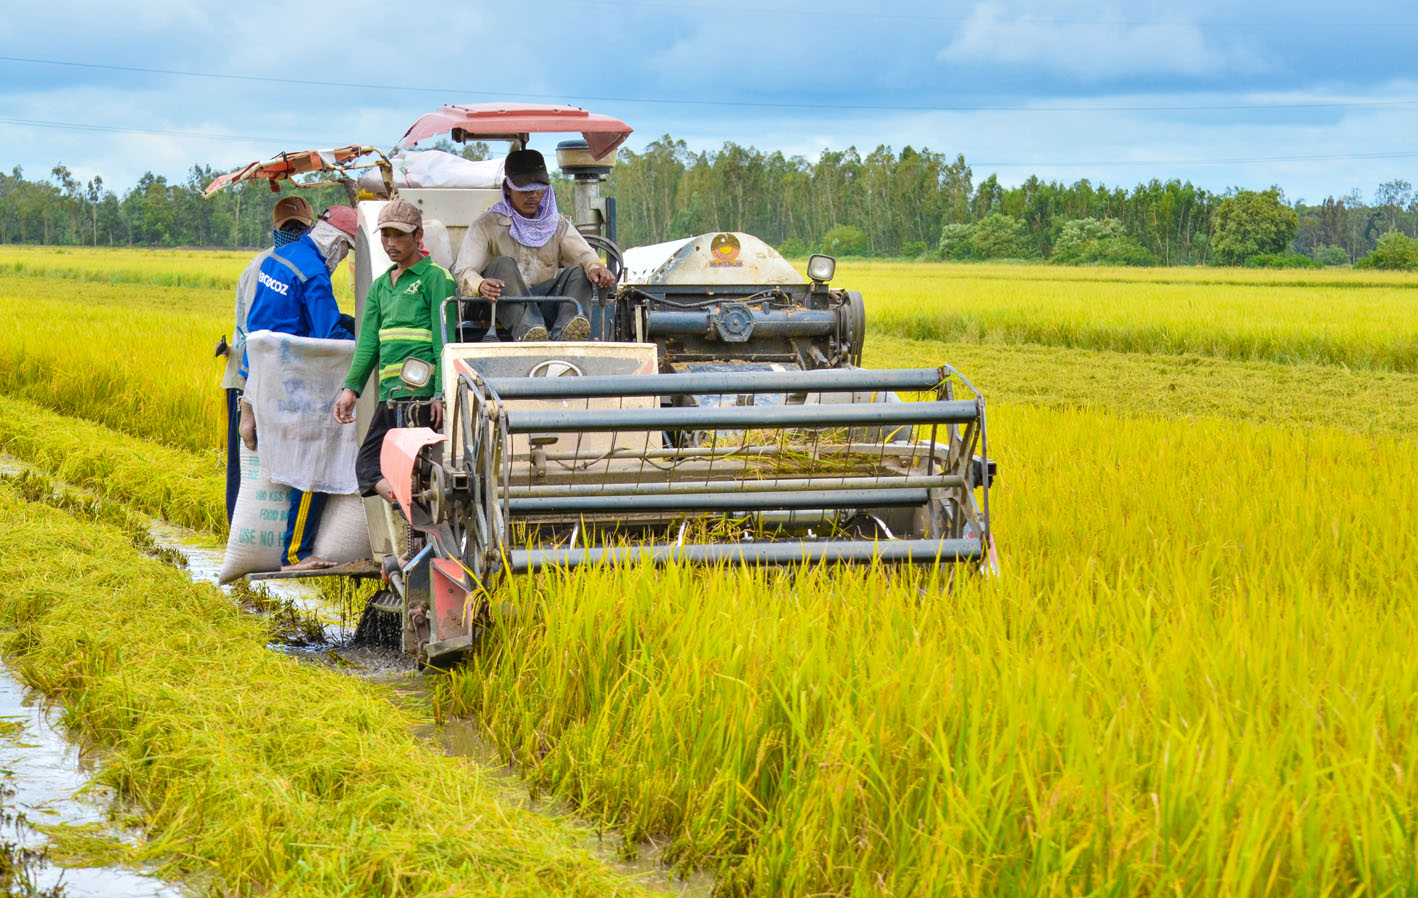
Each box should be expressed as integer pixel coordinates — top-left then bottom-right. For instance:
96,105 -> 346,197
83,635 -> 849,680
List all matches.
3,0 -> 1416,204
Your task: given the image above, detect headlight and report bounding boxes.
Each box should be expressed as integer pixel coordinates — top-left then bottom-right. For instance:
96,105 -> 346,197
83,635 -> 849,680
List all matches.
807,253 -> 836,283
399,357 -> 434,389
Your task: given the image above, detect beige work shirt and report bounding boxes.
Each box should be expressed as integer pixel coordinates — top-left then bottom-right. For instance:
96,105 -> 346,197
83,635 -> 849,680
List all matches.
453,211 -> 600,295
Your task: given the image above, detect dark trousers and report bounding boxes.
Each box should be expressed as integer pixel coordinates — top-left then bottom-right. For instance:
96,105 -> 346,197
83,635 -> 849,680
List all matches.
356,400 -> 436,498
282,487 -> 327,565
484,256 -> 591,339
225,388 -> 242,524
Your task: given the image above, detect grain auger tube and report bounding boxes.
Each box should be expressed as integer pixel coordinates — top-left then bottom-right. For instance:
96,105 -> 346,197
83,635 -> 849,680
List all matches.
437,363 -> 995,577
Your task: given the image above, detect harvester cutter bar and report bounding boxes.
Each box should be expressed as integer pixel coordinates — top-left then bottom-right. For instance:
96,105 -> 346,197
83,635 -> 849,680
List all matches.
507,537 -> 983,572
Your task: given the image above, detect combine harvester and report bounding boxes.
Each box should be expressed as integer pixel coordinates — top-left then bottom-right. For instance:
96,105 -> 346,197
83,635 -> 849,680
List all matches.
207,104 -> 997,665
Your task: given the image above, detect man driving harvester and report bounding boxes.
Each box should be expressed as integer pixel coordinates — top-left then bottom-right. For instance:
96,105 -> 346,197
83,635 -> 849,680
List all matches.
453,149 -> 616,341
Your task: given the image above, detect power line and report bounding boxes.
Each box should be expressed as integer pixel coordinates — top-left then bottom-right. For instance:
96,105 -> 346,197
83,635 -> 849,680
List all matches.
0,117 -> 346,146
580,0 -> 1418,27
2,115 -> 1413,171
2,54 -> 1416,114
975,150 -> 1418,167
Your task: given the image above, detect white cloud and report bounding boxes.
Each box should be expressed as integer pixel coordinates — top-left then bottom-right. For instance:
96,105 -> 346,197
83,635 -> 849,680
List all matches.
938,2 -> 1269,80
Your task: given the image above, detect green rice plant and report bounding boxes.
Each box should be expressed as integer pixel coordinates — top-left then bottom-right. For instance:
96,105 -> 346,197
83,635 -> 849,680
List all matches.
839,260 -> 1418,372
0,261 -> 354,453
6,248 -> 1418,896
864,336 -> 1418,437
0,483 -> 657,897
437,403 -> 1418,896
0,245 -> 355,301
0,394 -> 224,534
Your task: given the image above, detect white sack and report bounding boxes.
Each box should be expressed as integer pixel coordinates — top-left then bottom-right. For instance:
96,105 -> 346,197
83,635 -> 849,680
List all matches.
422,219 -> 454,270
244,331 -> 359,495
219,446 -> 372,583
357,151 -> 505,196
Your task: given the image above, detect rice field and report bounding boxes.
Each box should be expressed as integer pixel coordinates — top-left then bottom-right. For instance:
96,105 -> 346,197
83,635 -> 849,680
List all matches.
1,247 -> 1416,896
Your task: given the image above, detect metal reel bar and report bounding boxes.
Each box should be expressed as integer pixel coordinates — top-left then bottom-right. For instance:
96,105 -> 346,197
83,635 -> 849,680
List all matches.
507,537 -> 983,572
483,366 -> 949,399
503,400 -> 978,434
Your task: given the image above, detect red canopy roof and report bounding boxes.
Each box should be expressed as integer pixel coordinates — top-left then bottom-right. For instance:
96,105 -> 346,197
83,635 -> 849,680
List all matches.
396,104 -> 632,159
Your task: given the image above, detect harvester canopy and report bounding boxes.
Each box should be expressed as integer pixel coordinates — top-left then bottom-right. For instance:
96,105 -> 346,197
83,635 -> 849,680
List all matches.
202,145 -> 393,197
395,103 -> 632,158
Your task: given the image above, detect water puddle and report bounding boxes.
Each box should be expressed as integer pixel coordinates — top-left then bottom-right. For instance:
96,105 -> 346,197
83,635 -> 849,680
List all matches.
0,675 -> 184,897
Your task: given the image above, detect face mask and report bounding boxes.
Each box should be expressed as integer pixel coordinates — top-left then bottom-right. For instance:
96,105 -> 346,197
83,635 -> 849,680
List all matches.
308,220 -> 354,271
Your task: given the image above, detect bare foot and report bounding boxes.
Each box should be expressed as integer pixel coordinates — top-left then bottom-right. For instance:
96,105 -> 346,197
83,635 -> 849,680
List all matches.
281,555 -> 337,572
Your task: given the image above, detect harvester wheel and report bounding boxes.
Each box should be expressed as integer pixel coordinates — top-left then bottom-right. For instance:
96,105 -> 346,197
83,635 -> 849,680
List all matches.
841,290 -> 866,367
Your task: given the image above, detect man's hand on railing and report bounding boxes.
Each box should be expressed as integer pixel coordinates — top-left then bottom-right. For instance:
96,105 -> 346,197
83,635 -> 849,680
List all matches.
589,264 -> 616,288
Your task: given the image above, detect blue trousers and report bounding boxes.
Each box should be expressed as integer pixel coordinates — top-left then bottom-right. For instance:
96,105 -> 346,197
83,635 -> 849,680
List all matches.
225,388 -> 242,524
283,488 -> 328,566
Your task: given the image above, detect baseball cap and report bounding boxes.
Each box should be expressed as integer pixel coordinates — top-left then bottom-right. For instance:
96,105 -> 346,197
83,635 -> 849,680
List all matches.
320,205 -> 358,237
376,199 -> 422,233
505,149 -> 551,187
272,195 -> 315,229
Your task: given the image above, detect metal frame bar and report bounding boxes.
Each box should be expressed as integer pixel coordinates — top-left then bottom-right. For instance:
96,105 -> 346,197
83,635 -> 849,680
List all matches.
485,367 -> 948,399
507,537 -> 983,572
510,487 -> 931,515
505,400 -> 978,434
508,473 -> 962,498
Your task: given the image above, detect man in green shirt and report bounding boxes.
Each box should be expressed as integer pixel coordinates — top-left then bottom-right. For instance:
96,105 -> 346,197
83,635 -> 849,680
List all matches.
333,199 -> 455,503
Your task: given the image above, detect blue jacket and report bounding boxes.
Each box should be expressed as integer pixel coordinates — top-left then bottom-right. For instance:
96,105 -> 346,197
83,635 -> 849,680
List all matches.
240,234 -> 352,378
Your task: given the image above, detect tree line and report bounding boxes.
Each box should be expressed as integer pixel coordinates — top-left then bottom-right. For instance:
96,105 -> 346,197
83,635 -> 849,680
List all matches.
4,139 -> 1418,268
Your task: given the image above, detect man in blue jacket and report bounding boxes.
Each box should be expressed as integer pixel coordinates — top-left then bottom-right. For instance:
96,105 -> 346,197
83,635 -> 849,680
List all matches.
239,204 -> 358,571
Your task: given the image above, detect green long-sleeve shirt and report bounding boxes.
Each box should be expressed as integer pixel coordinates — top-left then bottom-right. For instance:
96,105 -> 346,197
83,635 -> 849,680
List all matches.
343,256 -> 456,401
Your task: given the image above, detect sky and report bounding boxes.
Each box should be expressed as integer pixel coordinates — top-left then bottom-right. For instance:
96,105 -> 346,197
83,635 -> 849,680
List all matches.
3,0 -> 1417,204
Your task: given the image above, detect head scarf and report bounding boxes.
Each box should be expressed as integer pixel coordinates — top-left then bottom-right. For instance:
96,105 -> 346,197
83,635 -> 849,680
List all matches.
307,220 -> 354,272
490,177 -> 559,248
272,226 -> 305,248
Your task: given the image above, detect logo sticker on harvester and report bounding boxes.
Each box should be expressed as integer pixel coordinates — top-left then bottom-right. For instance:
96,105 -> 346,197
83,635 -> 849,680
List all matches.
708,233 -> 743,267
528,359 -> 584,378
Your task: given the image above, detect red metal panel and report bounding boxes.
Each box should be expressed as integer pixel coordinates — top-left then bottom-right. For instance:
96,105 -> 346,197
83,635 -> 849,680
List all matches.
431,558 -> 471,638
396,104 -> 632,158
378,427 -> 444,514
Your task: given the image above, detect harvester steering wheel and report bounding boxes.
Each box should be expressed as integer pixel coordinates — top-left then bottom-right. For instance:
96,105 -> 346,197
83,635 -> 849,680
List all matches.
582,233 -> 624,282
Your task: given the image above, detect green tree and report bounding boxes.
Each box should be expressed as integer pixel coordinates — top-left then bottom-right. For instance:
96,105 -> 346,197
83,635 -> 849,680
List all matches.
1211,189 -> 1299,265
938,222 -> 974,260
1050,218 -> 1153,265
1356,231 -> 1418,270
970,213 -> 1031,259
821,224 -> 869,256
